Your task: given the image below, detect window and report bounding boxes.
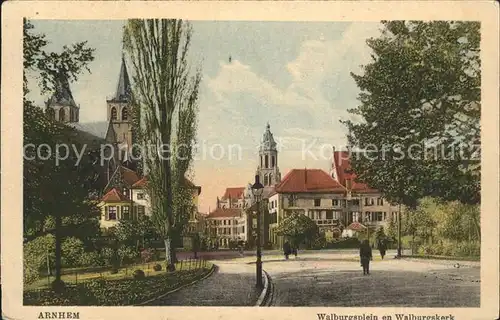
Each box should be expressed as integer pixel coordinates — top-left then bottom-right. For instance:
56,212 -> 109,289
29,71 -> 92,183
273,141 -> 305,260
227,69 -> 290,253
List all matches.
332,199 -> 339,206
137,193 -> 145,200
364,198 -> 370,206
111,107 -> 117,120
376,212 -> 383,221
108,206 -> 117,220
271,156 -> 275,168
122,206 -> 131,220
265,155 -> 269,168
242,226 -> 245,233
352,199 -> 360,206
137,206 -> 145,216
223,220 -> 227,225
314,199 -> 321,207
377,198 -> 384,206
326,211 -> 333,219
122,107 -> 128,120
370,198 -> 375,206
264,174 -> 269,186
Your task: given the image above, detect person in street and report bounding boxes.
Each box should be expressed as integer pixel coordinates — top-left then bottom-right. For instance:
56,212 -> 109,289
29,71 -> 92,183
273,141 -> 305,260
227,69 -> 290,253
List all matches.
359,239 -> 373,275
283,240 -> 291,260
378,239 -> 387,260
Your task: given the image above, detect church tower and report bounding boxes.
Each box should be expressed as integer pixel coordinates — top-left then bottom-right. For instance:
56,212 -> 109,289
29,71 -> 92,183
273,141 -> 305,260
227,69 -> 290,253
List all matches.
45,73 -> 79,123
106,55 -> 133,158
256,123 -> 281,187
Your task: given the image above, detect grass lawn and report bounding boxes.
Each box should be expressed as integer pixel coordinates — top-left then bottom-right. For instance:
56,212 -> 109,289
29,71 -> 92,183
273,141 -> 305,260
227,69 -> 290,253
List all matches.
26,259 -> 207,290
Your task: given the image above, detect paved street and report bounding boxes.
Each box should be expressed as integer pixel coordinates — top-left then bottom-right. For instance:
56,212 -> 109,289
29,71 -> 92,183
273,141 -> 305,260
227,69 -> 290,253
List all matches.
151,250 -> 480,307
147,262 -> 262,306
265,253 -> 480,307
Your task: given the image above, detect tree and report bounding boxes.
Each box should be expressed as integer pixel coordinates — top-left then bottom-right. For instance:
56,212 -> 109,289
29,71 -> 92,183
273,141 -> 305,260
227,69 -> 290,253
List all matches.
23,19 -> 98,291
343,21 -> 480,208
274,213 -> 319,248
123,19 -> 201,271
114,215 -> 156,251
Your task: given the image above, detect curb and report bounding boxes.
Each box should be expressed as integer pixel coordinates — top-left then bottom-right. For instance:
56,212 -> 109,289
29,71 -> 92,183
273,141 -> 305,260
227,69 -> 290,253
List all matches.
255,270 -> 274,307
136,264 -> 216,306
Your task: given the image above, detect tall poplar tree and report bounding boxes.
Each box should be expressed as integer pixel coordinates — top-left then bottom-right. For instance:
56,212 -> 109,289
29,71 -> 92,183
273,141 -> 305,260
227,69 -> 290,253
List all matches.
123,19 -> 201,271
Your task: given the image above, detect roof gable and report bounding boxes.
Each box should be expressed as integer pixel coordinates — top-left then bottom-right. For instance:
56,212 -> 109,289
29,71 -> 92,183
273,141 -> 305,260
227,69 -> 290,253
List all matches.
101,188 -> 129,202
222,187 -> 245,200
275,169 -> 344,193
333,151 -> 378,192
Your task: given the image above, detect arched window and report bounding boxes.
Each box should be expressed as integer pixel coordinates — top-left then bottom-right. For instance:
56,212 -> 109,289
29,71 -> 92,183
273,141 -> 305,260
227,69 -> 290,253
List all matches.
58,108 -> 65,122
111,107 -> 117,120
264,174 -> 269,186
269,173 -> 273,185
46,108 -> 55,120
265,155 -> 269,168
122,107 -> 128,121
272,155 -> 275,168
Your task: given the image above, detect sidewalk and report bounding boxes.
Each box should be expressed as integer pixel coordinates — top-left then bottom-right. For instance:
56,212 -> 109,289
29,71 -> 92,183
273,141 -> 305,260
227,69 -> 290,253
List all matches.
144,262 -> 263,306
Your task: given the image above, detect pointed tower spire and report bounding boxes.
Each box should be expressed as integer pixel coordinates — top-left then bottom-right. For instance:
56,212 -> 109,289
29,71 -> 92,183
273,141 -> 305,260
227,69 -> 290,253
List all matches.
47,72 -> 77,108
113,55 -> 131,102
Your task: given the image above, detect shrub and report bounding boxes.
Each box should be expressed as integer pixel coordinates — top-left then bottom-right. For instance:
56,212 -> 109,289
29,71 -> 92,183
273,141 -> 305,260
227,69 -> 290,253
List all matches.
140,248 -> 154,263
310,235 -> 327,250
133,269 -> 145,279
79,251 -> 104,267
153,264 -> 162,272
100,247 -> 115,266
454,241 -> 480,257
61,237 -> 85,267
118,245 -> 138,266
23,234 -> 56,284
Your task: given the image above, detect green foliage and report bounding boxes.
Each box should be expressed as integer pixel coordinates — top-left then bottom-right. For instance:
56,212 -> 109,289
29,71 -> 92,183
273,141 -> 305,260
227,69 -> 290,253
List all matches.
118,245 -> 138,266
275,213 -> 319,247
343,21 -> 480,207
24,268 -> 211,306
123,19 -> 202,268
78,251 -> 104,267
114,215 -> 156,249
23,234 -> 56,284
153,264 -> 162,272
61,237 -> 85,267
100,247 -> 115,266
132,269 -> 145,279
375,226 -> 386,243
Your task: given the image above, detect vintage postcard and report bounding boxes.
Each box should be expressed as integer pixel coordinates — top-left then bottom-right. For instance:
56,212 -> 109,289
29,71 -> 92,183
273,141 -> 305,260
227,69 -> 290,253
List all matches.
1,1 -> 499,320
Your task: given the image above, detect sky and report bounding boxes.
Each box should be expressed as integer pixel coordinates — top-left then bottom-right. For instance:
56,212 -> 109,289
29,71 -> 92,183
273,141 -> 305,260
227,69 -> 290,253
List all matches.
27,20 -> 383,213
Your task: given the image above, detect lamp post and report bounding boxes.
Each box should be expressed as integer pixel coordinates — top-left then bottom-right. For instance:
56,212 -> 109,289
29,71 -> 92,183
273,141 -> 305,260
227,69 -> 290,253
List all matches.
397,203 -> 402,258
251,174 -> 264,289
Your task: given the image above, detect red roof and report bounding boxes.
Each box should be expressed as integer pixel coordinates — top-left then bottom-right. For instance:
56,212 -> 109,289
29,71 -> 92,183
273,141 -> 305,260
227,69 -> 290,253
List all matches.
132,177 -> 147,188
333,151 -> 378,193
101,188 -> 129,202
121,166 -> 141,186
275,169 -> 345,193
207,208 -> 242,219
222,187 -> 245,200
346,222 -> 367,231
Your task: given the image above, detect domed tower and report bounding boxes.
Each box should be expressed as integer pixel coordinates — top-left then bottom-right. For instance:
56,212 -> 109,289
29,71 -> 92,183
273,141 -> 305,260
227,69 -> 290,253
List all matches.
45,73 -> 79,123
256,123 -> 281,187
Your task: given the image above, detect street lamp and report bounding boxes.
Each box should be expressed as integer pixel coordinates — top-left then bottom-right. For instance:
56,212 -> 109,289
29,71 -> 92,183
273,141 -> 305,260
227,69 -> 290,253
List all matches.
251,174 -> 264,289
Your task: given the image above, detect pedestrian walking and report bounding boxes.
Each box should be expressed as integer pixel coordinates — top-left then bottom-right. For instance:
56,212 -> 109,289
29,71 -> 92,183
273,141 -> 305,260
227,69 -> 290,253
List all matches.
283,240 -> 291,260
292,246 -> 298,258
360,239 -> 373,275
378,239 -> 387,260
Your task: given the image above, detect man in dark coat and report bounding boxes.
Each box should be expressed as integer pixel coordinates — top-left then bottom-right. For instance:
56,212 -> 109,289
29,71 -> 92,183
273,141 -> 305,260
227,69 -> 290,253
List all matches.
378,239 -> 387,260
283,240 -> 291,260
360,239 -> 373,275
